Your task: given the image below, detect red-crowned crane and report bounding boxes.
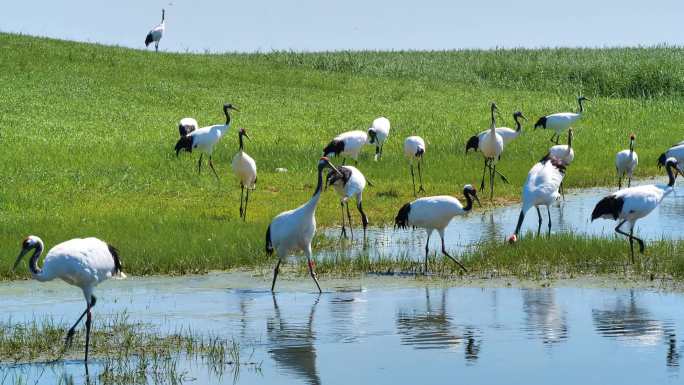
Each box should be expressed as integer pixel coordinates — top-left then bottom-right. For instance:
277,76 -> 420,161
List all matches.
12,236 -> 126,362
404,136 -> 426,196
534,96 -> 590,144
368,117 -> 390,161
547,127 -> 574,199
508,155 -> 566,242
326,165 -> 369,239
265,157 -> 341,293
231,128 -> 257,221
323,130 -> 369,164
616,133 -> 638,189
145,9 -> 165,52
178,117 -> 198,137
175,103 -> 239,182
591,157 -> 682,263
478,103 -> 509,200
465,111 -> 527,153
394,184 -> 480,273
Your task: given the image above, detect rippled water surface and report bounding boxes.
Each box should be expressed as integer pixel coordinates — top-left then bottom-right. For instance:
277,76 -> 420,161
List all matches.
322,182 -> 684,259
1,274 -> 684,384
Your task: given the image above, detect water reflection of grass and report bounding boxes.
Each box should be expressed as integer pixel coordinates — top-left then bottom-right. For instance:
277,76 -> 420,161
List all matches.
309,235 -> 684,280
0,314 -> 258,384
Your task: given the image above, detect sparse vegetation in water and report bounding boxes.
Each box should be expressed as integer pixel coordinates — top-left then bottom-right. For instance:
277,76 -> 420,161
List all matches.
305,234 -> 684,281
0,314 -> 259,385
1,32 -> 684,279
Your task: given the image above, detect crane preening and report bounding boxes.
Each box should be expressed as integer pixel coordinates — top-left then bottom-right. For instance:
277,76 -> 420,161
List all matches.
591,157 -> 682,263
326,165 -> 369,239
508,155 -> 566,242
12,236 -> 126,362
368,117 -> 390,161
266,157 -> 342,293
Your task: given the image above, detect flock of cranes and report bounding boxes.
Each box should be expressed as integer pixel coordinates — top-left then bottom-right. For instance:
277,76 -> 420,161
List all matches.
10,10 -> 684,362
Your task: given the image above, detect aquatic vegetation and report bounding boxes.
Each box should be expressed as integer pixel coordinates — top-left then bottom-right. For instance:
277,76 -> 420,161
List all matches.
0,314 -> 258,384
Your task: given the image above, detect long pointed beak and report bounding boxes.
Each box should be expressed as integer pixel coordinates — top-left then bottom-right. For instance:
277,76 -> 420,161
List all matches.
12,249 -> 28,272
328,163 -> 341,176
520,114 -> 528,121
474,194 -> 482,207
230,106 -> 240,112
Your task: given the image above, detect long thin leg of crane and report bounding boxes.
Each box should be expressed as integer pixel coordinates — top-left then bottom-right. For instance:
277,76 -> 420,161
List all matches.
357,199 -> 368,240
340,202 -> 347,238
488,163 -> 510,183
305,246 -> 322,293
239,185 -> 245,218
243,189 -> 250,222
490,164 -> 495,200
271,258 -> 281,292
410,164 -> 417,197
208,156 -> 220,183
417,161 -> 425,193
480,159 -> 488,191
536,207 -> 543,236
84,302 -> 93,362
627,175 -> 632,188
424,231 -> 431,273
65,296 -> 97,347
547,205 -> 552,235
615,220 -> 636,264
198,154 -> 203,174
440,230 -> 467,273
345,201 -> 354,240
630,222 -> 645,253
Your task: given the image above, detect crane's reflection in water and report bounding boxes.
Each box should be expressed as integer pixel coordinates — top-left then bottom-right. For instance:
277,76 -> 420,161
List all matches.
522,289 -> 568,345
267,294 -> 321,385
592,290 -> 681,368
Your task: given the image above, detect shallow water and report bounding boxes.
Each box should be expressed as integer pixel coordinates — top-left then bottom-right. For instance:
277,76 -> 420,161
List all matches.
321,181 -> 684,259
1,274 -> 684,384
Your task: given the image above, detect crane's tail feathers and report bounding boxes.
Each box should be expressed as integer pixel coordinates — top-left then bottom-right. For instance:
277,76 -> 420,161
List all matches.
107,244 -> 127,279
533,116 -> 547,129
265,225 -> 274,255
145,33 -> 154,47
465,135 -> 479,154
657,153 -> 667,169
394,203 -> 411,229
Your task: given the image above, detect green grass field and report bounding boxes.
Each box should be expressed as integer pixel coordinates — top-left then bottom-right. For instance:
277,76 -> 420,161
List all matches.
2,33 -> 683,279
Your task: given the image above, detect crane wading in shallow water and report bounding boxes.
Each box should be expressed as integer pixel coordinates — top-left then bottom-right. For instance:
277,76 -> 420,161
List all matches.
394,184 -> 480,273
144,9 -> 165,52
509,155 -> 566,242
12,236 -> 126,363
175,103 -> 239,182
404,136 -> 426,196
534,96 -> 590,144
477,103 -> 509,200
591,157 -> 682,263
615,133 -> 638,189
326,165 -> 369,240
232,128 -> 257,221
266,157 -> 342,293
